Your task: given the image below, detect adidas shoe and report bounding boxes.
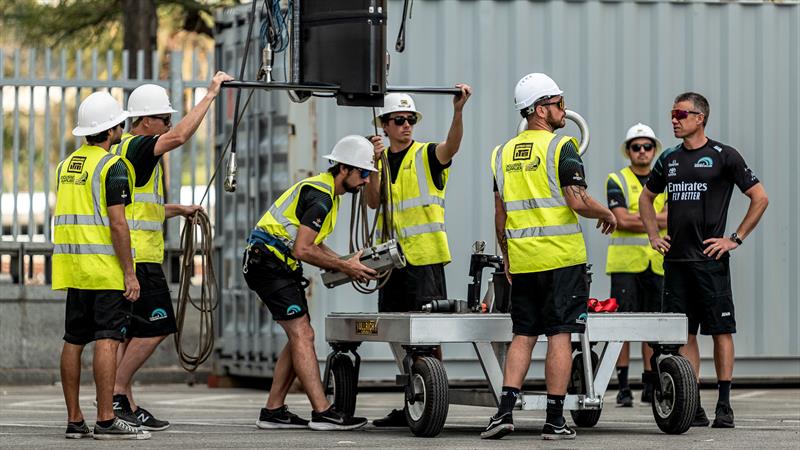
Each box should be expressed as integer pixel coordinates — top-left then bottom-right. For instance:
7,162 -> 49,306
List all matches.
256,406 -> 309,429
65,420 -> 92,439
93,418 -> 151,440
480,412 -> 514,439
309,407 -> 367,431
542,421 -> 577,440
135,407 -> 170,431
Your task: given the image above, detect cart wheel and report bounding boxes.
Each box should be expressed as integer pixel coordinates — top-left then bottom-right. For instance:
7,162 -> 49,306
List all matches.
651,356 -> 697,435
327,353 -> 357,416
568,351 -> 602,428
404,356 -> 449,437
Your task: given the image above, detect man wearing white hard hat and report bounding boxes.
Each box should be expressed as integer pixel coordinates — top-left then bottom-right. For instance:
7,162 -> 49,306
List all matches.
364,84 -> 471,427
605,123 -> 667,407
482,73 -> 616,441
108,71 -> 233,431
54,91 -> 150,440
242,135 -> 378,431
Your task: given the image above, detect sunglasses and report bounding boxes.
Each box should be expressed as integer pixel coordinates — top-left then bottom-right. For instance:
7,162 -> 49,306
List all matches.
152,115 -> 172,126
389,115 -> 417,126
671,109 -> 701,120
629,143 -> 655,153
348,166 -> 371,179
538,97 -> 565,110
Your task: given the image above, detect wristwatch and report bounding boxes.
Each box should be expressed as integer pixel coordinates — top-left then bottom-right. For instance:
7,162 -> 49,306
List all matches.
729,232 -> 743,245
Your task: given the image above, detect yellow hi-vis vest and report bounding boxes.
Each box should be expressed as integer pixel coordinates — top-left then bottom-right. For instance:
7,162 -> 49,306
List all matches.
491,130 -> 587,274
53,144 -> 136,290
377,141 -> 450,265
111,133 -> 165,263
255,172 -> 339,270
605,166 -> 667,275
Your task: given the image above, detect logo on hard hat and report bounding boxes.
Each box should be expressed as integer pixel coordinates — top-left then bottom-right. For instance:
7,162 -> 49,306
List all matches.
399,99 -> 409,107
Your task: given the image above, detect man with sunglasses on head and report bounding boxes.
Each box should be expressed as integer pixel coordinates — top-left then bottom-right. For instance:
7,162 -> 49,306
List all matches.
107,71 -> 233,431
364,85 -> 471,427
482,73 -> 616,440
243,136 -> 378,431
640,92 -> 769,429
605,123 -> 668,407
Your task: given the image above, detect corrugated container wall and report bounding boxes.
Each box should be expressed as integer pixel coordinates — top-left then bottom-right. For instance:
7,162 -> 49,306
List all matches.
214,0 -> 799,381
310,0 -> 799,381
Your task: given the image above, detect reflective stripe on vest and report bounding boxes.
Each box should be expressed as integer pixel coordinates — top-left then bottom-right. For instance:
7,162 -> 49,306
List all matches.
605,166 -> 665,275
255,173 -> 339,270
379,142 -> 450,265
112,133 -> 165,263
53,146 -> 135,290
492,131 -> 587,273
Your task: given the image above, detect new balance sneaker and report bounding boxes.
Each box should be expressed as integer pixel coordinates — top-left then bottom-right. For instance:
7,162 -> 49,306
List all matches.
641,383 -> 654,404
112,394 -> 141,427
309,407 -> 367,431
616,388 -> 633,407
93,418 -> 151,440
372,408 -> 407,427
711,403 -> 735,428
65,420 -> 92,439
692,405 -> 710,427
542,421 -> 577,440
256,406 -> 309,429
135,407 -> 170,431
480,412 -> 514,440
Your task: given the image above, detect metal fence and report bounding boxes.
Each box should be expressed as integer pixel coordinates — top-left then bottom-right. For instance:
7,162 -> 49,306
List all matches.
0,47 -> 215,290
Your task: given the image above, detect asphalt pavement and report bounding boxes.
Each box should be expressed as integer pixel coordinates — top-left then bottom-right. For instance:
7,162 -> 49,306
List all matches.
1,384 -> 798,448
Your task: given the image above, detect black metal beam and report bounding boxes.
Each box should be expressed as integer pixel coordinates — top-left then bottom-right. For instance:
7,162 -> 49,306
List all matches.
220,81 -> 462,96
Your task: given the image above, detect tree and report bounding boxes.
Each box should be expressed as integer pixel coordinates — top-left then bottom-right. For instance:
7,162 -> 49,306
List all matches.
0,0 -> 239,78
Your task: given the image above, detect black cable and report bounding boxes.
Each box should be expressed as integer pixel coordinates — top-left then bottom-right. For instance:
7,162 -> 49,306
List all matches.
231,0 -> 259,160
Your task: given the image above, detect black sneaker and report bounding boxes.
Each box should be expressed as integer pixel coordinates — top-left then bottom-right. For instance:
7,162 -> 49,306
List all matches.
135,407 -> 170,431
542,421 -> 577,440
112,394 -> 141,427
65,420 -> 92,439
692,405 -> 710,427
372,408 -> 407,427
616,388 -> 633,407
641,383 -> 654,404
309,407 -> 368,431
712,403 -> 735,428
256,406 -> 309,429
480,412 -> 514,439
93,418 -> 151,440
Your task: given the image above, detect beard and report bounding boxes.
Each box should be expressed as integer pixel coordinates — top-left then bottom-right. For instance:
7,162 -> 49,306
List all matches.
344,179 -> 361,194
548,112 -> 565,130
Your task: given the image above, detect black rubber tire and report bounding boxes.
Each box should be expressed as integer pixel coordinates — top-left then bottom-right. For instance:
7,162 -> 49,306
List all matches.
568,351 -> 602,428
651,356 -> 698,435
404,357 -> 449,437
327,353 -> 357,416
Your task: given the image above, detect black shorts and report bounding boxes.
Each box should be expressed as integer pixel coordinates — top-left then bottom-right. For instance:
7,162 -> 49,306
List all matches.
378,263 -> 447,312
509,264 -> 589,337
611,266 -> 663,313
242,244 -> 308,321
663,259 -> 736,335
127,263 -> 177,338
63,288 -> 132,345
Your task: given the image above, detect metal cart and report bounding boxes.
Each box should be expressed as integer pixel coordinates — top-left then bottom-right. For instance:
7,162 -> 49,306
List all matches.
323,312 -> 697,437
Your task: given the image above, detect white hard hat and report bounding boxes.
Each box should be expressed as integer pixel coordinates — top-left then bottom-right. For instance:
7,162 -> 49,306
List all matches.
514,73 -> 563,111
373,93 -> 422,127
322,135 -> 378,172
72,91 -> 129,137
620,123 -> 662,159
127,84 -> 177,118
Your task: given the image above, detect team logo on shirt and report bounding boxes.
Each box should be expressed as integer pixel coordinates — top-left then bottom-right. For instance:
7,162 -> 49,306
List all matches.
524,156 -> 541,171
694,156 -> 714,168
150,308 -> 168,321
668,167 -> 677,177
668,160 -> 679,167
74,171 -> 88,186
286,304 -> 302,316
512,143 -> 532,161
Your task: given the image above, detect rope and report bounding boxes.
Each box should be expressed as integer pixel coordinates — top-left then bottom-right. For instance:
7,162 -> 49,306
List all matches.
174,209 -> 216,372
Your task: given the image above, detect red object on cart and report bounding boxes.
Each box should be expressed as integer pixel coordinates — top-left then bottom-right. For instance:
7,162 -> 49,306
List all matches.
587,297 -> 619,313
